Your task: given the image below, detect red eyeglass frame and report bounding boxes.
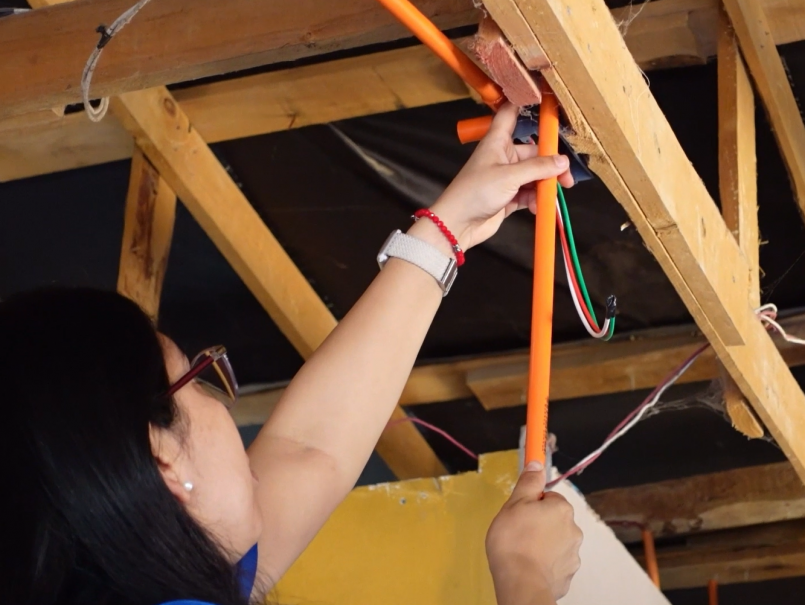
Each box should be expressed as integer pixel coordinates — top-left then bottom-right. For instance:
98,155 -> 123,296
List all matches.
166,345 -> 239,406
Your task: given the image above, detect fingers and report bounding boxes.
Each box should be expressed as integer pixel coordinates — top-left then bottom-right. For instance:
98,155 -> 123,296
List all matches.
558,170 -> 575,189
513,147 -> 575,188
487,103 -> 520,140
508,460 -> 547,504
503,155 -> 571,191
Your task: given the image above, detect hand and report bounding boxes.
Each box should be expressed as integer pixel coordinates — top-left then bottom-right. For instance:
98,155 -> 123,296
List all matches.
486,461 -> 583,605
430,103 -> 574,251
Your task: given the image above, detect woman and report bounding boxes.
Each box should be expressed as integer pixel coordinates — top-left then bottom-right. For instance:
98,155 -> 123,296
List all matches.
2,104 -> 582,605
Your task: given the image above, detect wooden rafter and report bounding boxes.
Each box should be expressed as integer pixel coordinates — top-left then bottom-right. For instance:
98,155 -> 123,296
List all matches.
481,0 -> 805,481
116,147 -> 176,320
588,462 -> 805,543
722,0 -> 805,222
4,0 -> 802,118
108,85 -> 444,479
231,313 -> 805,427
0,0 -> 480,118
634,519 -> 805,589
5,0 -> 805,182
717,7 -> 762,438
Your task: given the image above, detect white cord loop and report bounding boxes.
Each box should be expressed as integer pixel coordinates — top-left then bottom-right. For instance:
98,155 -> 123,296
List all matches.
81,0 -> 153,122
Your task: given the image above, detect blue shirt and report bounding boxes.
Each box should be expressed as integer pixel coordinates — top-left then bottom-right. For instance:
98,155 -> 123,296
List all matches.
160,544 -> 258,605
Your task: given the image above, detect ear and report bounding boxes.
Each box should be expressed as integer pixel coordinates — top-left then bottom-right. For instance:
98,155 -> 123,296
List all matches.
149,423 -> 193,505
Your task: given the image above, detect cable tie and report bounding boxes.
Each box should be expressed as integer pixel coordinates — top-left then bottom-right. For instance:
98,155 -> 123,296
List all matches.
95,25 -> 113,49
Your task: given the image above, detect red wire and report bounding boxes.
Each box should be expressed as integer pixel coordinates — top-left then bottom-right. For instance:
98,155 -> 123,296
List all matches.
556,210 -> 600,330
387,417 -> 479,460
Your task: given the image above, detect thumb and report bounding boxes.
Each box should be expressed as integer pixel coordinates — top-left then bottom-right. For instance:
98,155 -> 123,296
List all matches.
509,460 -> 547,503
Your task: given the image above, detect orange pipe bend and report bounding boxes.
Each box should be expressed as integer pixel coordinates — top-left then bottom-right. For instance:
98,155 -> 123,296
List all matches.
524,86 -> 559,466
374,0 -> 505,110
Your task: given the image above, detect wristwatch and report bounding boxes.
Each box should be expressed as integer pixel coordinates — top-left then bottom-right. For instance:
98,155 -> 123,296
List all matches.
377,230 -> 458,297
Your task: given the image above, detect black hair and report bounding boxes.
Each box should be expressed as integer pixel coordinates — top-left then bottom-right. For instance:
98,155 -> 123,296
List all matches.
0,288 -> 249,605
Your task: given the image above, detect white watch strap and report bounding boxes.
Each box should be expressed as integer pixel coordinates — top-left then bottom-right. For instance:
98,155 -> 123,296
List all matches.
377,230 -> 458,296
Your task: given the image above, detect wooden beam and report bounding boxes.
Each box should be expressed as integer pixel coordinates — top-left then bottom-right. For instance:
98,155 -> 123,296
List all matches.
108,85 -> 444,479
588,462 -> 805,543
466,313 -> 805,411
481,0 -> 805,482
611,0 -> 805,70
116,147 -> 176,320
5,1 -> 805,182
0,0 -> 480,118
0,0 -> 801,181
5,0 -> 803,119
231,314 -> 805,425
634,519 -> 805,589
722,0 -> 805,222
717,8 -> 762,438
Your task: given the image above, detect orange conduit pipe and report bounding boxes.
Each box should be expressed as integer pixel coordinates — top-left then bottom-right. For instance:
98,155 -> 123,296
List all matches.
708,580 -> 719,605
524,87 -> 559,466
641,528 -> 661,589
376,0 -> 559,468
373,0 -> 505,110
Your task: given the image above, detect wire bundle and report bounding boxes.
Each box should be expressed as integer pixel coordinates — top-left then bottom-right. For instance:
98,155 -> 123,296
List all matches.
556,184 -> 616,340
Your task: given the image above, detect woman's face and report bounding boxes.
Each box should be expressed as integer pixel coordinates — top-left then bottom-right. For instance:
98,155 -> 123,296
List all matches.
152,336 -> 263,560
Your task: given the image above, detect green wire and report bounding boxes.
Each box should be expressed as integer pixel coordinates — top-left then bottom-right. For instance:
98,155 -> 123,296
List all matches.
557,183 -> 616,341
557,184 -> 598,324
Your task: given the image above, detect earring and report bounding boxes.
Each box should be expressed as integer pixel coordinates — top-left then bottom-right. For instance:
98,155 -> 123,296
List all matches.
183,482 -> 194,492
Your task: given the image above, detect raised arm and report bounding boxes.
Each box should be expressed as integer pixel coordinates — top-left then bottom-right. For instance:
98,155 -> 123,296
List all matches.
247,104 -> 573,582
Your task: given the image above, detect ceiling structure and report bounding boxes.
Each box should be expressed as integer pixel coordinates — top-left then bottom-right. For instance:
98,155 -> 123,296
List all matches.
3,0 -> 805,602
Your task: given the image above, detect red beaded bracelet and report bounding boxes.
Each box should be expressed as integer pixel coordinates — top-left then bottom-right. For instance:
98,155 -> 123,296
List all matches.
412,209 -> 465,267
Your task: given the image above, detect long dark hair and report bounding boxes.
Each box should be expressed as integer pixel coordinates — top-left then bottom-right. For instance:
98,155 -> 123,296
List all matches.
0,288 -> 248,605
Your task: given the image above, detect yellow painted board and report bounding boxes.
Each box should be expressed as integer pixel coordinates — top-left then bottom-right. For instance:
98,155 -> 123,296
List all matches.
273,452 -> 518,605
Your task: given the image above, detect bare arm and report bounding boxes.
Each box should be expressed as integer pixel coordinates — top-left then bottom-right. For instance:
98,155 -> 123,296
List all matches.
247,104 -> 573,582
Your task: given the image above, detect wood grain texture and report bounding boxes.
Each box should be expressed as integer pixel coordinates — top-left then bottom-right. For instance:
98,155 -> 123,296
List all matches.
722,0 -> 805,223
471,15 -> 543,106
0,44 -> 468,183
588,462 -> 805,543
717,9 -> 762,438
116,147 -> 176,320
481,0 -> 805,483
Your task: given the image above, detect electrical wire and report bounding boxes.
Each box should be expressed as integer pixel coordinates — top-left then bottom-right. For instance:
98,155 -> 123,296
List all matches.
547,342 -> 710,489
387,416 -> 478,461
81,0 -> 154,122
757,304 -> 805,345
545,302 -> 805,488
557,198 -> 612,338
555,184 -> 616,340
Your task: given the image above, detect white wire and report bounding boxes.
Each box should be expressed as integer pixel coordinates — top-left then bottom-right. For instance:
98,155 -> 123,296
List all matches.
759,314 -> 805,346
557,198 -> 610,338
81,0 -> 154,122
564,348 -> 704,474
756,303 -> 778,316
